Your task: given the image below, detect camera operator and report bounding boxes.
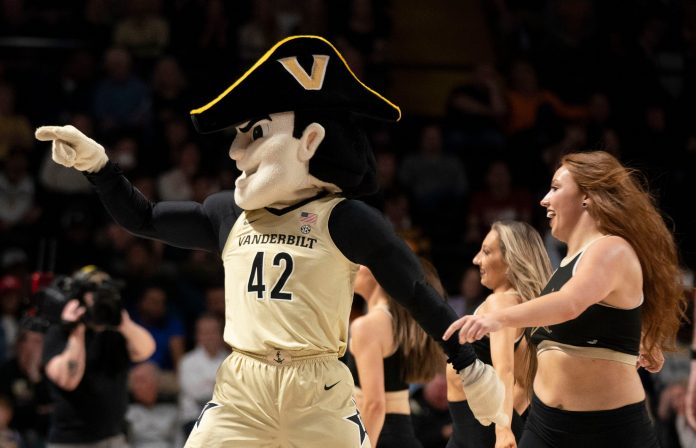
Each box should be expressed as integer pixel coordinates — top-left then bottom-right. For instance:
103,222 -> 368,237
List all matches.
41,268 -> 155,448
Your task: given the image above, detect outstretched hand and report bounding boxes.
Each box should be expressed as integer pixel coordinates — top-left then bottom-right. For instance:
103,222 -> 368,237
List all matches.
35,125 -> 108,173
443,314 -> 503,344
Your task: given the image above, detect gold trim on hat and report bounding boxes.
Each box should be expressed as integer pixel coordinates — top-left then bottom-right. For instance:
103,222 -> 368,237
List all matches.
190,35 -> 401,121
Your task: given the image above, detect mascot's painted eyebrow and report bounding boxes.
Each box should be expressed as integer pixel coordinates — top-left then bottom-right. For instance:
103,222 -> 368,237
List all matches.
238,114 -> 272,133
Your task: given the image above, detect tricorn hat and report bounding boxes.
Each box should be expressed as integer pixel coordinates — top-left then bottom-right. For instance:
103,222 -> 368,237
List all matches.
190,35 -> 401,133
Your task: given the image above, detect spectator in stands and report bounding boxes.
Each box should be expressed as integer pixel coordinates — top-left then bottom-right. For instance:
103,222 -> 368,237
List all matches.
112,0 -> 170,70
109,134 -> 141,175
133,286 -> 186,374
399,123 -> 468,215
504,59 -> 588,137
443,64 -> 506,156
411,373 -> 452,448
150,57 -> 191,128
0,326 -> 52,448
56,50 -> 98,117
0,150 -> 40,230
446,266 -> 486,318
466,160 -> 533,243
0,83 -> 33,161
179,313 -> 229,438
238,0 -> 283,66
156,142 -> 201,201
126,362 -> 179,448
0,276 -> 23,357
92,47 -> 151,135
0,396 -> 22,448
0,150 -> 42,251
204,286 -> 225,322
335,0 -> 392,77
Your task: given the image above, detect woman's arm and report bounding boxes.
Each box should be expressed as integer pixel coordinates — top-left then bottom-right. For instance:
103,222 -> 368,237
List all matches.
446,364 -> 467,402
350,313 -> 391,446
445,237 -> 633,343
486,294 -> 521,448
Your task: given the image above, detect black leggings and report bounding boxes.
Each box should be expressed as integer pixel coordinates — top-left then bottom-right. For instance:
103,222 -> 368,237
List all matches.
377,413 -> 423,448
518,394 -> 659,448
446,400 -> 526,448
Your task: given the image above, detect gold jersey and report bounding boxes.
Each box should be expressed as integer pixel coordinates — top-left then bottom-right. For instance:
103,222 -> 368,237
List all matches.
222,194 -> 358,356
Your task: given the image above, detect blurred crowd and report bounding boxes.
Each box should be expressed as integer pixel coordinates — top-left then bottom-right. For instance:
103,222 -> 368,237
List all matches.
0,0 -> 695,447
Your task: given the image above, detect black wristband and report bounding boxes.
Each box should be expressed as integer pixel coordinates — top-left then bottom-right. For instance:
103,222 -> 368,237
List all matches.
61,320 -> 80,334
691,348 -> 696,360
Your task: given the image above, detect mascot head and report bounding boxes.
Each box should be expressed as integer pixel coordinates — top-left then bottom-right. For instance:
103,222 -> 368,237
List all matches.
190,35 -> 400,210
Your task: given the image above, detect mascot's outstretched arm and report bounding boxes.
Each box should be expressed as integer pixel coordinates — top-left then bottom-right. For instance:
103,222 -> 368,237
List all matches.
35,126 -> 238,253
331,199 -> 507,427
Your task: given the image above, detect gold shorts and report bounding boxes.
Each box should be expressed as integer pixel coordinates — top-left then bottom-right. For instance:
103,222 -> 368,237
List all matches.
184,350 -> 371,448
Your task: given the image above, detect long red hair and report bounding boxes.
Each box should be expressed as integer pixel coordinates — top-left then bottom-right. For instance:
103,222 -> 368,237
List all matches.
561,151 -> 686,359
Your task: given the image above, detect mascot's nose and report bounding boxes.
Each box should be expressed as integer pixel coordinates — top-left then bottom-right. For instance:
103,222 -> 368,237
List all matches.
229,145 -> 244,161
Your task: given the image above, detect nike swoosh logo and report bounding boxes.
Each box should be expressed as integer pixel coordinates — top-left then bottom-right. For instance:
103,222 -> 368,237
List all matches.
324,381 -> 340,390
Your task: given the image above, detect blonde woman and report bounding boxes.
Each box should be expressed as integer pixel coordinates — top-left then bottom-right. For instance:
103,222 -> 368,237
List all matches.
347,259 -> 446,447
446,221 -> 551,448
446,151 -> 685,447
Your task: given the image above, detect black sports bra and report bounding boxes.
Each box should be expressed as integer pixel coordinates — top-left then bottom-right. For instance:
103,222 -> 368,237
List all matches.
530,247 -> 641,365
345,305 -> 409,392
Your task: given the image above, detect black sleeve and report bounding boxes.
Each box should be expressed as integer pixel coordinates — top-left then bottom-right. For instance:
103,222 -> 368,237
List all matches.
329,199 -> 477,371
84,162 -> 242,253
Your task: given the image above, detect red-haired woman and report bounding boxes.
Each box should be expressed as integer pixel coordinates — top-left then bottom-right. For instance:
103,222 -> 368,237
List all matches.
444,151 -> 685,447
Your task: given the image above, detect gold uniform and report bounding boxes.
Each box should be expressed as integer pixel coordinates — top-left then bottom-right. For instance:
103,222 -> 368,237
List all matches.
185,194 -> 370,448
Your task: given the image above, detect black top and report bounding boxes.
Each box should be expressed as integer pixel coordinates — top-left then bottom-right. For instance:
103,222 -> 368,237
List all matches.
530,252 -> 641,356
41,325 -> 130,443
84,162 -> 476,371
345,345 -> 409,392
472,331 -> 524,365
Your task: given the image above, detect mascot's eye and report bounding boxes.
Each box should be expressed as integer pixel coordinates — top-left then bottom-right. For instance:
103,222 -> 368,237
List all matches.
251,125 -> 265,141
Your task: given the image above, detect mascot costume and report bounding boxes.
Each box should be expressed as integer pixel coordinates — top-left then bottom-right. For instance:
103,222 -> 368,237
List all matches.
36,35 -> 505,447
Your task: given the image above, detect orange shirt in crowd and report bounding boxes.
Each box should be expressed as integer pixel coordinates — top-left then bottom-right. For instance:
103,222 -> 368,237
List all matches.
505,90 -> 588,134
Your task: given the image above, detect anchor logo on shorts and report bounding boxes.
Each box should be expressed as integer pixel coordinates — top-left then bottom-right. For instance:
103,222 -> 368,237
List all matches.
274,350 -> 285,364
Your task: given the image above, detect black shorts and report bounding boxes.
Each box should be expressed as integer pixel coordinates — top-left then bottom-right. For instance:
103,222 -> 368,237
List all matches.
518,394 -> 658,448
377,413 -> 422,448
446,400 -> 526,448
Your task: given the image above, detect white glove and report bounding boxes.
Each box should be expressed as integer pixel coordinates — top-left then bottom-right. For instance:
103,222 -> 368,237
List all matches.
35,125 -> 108,173
458,359 -> 508,427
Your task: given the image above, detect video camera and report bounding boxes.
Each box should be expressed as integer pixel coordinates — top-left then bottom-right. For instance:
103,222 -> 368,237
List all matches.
35,266 -> 124,328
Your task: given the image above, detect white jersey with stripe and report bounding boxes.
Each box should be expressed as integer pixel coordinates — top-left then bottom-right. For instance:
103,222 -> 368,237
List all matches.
222,194 -> 358,356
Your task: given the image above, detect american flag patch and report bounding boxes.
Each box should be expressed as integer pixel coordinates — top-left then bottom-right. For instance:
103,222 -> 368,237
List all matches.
299,211 -> 317,224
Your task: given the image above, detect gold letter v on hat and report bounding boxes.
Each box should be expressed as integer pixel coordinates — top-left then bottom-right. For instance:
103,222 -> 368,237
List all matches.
277,55 -> 330,91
